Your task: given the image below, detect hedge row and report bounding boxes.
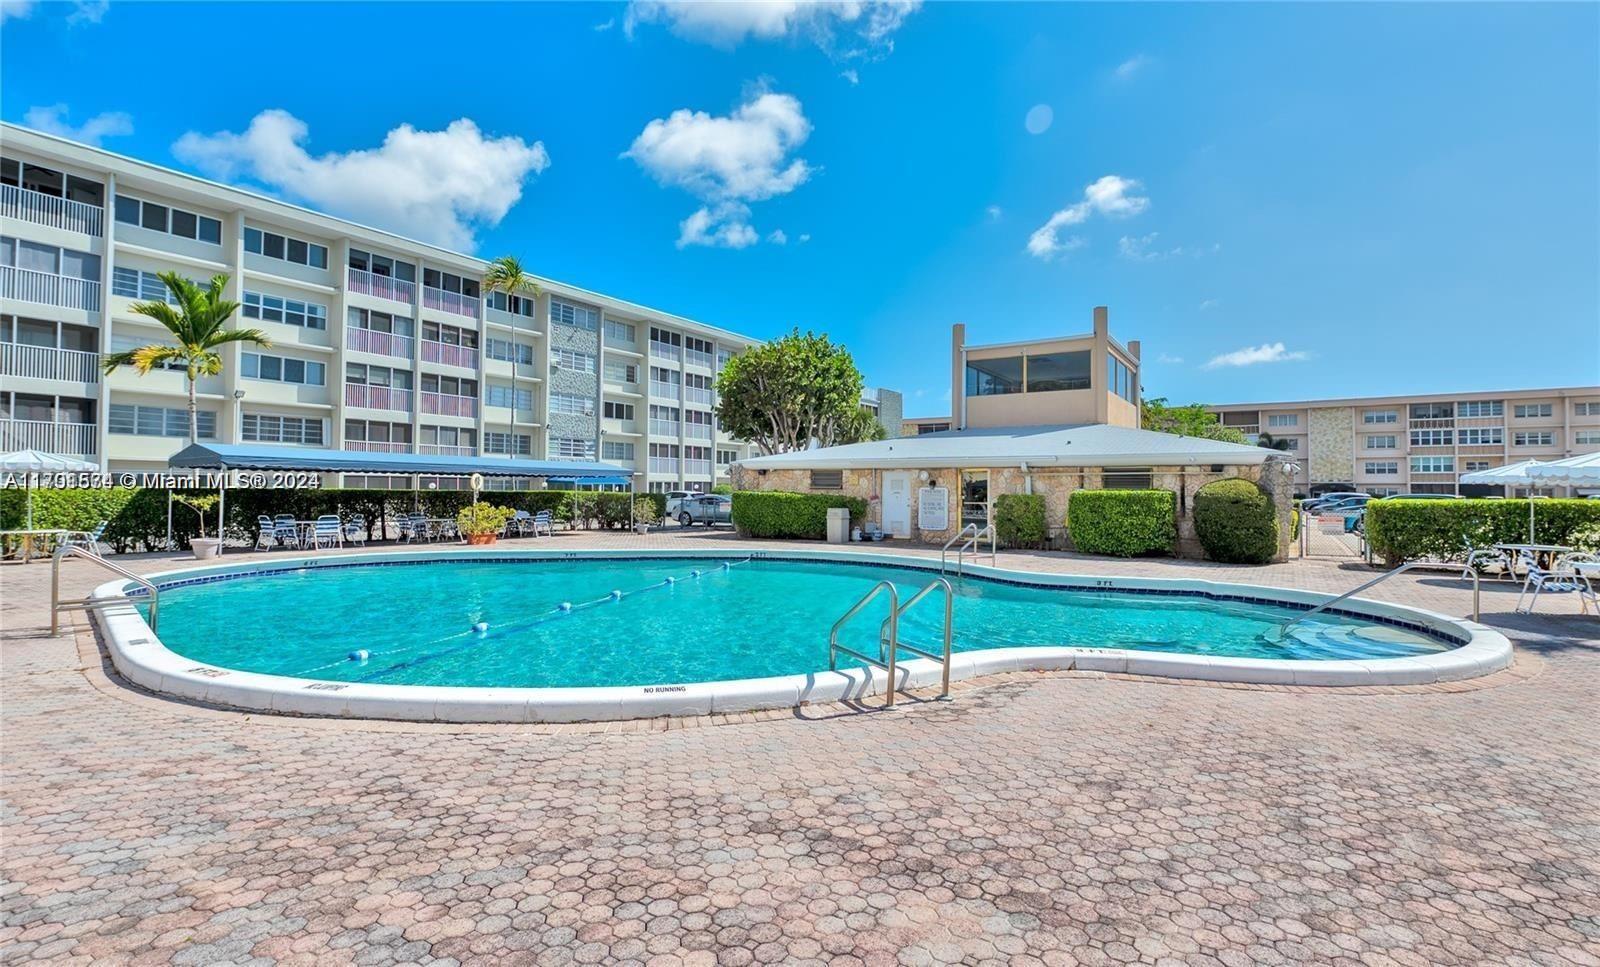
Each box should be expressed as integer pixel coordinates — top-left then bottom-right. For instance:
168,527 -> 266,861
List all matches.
0,487 -> 668,553
1066,489 -> 1176,557
1364,498 -> 1600,565
1193,478 -> 1278,564
730,491 -> 867,539
994,493 -> 1047,549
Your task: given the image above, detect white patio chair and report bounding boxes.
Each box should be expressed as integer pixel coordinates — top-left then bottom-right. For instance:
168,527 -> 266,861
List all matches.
255,515 -> 276,551
1461,538 -> 1512,581
311,515 -> 343,551
506,510 -> 533,537
60,520 -> 109,558
1516,551 -> 1598,615
273,515 -> 301,550
344,514 -> 367,547
532,510 -> 553,537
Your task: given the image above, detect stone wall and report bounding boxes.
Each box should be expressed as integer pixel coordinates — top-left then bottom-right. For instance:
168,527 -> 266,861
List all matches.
1307,406 -> 1355,486
548,322 -> 600,445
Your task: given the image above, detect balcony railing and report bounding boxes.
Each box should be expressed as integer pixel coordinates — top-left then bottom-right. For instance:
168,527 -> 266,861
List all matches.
1409,417 -> 1455,430
347,266 -> 415,304
649,457 -> 679,475
345,439 -> 412,453
2,184 -> 104,236
684,459 -> 713,477
485,304 -> 537,332
685,424 -> 712,441
685,349 -> 714,369
649,419 -> 681,437
0,343 -> 100,383
344,384 -> 413,412
0,419 -> 95,455
649,340 -> 681,362
649,381 -> 680,400
344,328 -> 414,360
684,387 -> 714,406
419,444 -> 474,456
422,285 -> 479,319
421,339 -> 478,369
420,392 -> 477,417
0,266 -> 102,312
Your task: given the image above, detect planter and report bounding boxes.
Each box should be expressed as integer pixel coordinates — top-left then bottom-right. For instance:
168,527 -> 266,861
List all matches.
465,533 -> 498,546
190,538 -> 222,560
634,524 -> 651,535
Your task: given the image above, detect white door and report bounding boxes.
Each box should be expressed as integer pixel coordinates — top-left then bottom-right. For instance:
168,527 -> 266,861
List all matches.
882,472 -> 912,538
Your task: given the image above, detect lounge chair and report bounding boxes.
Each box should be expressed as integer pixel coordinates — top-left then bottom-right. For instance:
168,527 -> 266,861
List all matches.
1516,552 -> 1599,615
1461,538 -> 1512,581
60,520 -> 108,558
255,515 -> 276,551
311,515 -> 343,551
273,515 -> 301,549
506,510 -> 534,537
344,514 -> 367,547
531,510 -> 553,537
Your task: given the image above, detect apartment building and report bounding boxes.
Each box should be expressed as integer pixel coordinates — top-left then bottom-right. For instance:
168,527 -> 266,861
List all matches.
1207,389 -> 1600,497
860,387 -> 903,439
0,123 -> 761,493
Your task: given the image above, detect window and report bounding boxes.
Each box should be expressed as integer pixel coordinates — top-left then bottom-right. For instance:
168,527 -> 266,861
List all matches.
1459,428 -> 1503,446
604,319 -> 636,344
484,337 -> 535,365
1574,402 -> 1600,416
242,413 -> 324,445
1366,435 -> 1397,449
420,425 -> 475,449
1267,414 -> 1299,428
115,195 -> 222,245
1102,468 -> 1154,490
109,404 -> 216,438
347,248 -> 416,281
1364,461 -> 1399,476
1363,410 -> 1398,424
649,366 -> 680,386
604,360 -> 638,384
421,321 -> 478,349
487,291 -> 535,316
603,401 -> 634,421
1105,354 -> 1136,402
484,432 -> 532,456
1019,351 -> 1090,393
347,307 -> 414,336
1411,403 -> 1454,420
345,363 -> 413,389
1411,457 -> 1455,474
1576,430 -> 1600,445
1,236 -> 99,279
602,441 -> 635,462
242,352 -> 326,386
243,291 -> 327,330
649,327 -> 682,348
1464,460 -> 1491,473
916,423 -> 952,435
1410,429 -> 1452,447
484,384 -> 534,410
246,227 -> 328,268
1458,400 -> 1503,417
1514,431 -> 1554,447
966,356 -> 1024,396
550,298 -> 599,331
549,437 -> 596,460
1514,403 -> 1553,419
112,266 -> 194,303
2,158 -> 103,205
422,268 -> 480,298
717,449 -> 738,466
552,348 -> 595,373
550,393 -> 594,416
717,348 -> 734,369
422,374 -> 478,397
344,420 -> 411,446
810,470 -> 844,490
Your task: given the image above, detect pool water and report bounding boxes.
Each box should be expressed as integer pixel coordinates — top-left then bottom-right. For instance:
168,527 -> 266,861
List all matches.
148,557 -> 1454,688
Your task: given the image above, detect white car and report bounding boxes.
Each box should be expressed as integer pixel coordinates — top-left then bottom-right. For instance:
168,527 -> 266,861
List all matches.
664,491 -> 705,521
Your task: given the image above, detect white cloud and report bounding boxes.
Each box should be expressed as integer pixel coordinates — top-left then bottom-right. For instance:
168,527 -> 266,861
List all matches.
1118,232 -> 1215,261
985,205 -> 1002,221
1156,353 -> 1184,364
1114,54 -> 1152,80
173,110 -> 547,252
0,0 -> 36,21
840,68 -> 860,85
625,87 -> 812,248
798,233 -> 812,243
1200,299 -> 1220,311
1024,104 -> 1053,135
3,0 -> 105,23
1202,342 -> 1309,370
23,105 -> 132,146
624,0 -> 919,58
767,228 -> 788,245
1026,175 -> 1148,260
595,17 -> 616,30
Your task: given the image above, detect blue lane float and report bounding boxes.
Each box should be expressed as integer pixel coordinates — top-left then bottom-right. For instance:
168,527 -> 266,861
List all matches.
348,649 -> 369,663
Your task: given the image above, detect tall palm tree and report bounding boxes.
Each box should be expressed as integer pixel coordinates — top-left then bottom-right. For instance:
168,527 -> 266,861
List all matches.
481,255 -> 541,310
101,272 -> 269,444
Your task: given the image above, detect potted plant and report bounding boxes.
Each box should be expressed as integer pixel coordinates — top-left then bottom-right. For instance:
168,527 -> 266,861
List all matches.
456,504 -> 516,545
176,493 -> 223,559
633,496 -> 660,535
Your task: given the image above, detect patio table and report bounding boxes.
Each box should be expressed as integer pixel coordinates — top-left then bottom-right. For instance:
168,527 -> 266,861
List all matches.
0,529 -> 68,564
1496,543 -> 1574,569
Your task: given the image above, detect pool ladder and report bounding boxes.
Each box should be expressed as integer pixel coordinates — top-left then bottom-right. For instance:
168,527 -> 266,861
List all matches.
940,523 -> 996,576
50,545 -> 160,636
828,578 -> 954,708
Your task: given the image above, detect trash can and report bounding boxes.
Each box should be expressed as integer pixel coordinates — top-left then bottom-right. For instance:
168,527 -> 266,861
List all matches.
826,507 -> 850,544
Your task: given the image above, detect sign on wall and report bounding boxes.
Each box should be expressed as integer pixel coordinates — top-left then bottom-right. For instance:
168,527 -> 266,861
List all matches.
917,486 -> 949,531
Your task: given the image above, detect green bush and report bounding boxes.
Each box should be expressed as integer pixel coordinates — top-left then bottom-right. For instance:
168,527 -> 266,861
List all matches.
730,491 -> 867,539
994,493 -> 1047,549
1066,489 -> 1176,557
456,503 -> 516,537
1364,498 -> 1600,565
1193,478 -> 1277,564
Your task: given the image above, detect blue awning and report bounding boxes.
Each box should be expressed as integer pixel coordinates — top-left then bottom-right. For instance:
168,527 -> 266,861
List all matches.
547,476 -> 632,487
168,443 -> 635,480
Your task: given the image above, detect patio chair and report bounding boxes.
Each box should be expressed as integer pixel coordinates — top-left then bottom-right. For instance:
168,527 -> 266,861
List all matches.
532,510 -> 554,537
343,514 -> 367,547
1461,538 -> 1512,581
1516,552 -> 1599,615
506,510 -> 533,537
59,520 -> 108,558
273,515 -> 301,550
255,515 -> 276,551
311,515 -> 343,551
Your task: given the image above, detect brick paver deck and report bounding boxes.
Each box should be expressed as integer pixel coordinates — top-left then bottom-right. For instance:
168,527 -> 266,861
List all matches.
2,531 -> 1597,965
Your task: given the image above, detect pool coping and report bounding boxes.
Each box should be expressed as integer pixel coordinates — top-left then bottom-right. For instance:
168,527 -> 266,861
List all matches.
90,548 -> 1515,723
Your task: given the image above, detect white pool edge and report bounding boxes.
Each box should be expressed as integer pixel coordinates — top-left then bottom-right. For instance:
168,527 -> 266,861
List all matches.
89,548 -> 1515,723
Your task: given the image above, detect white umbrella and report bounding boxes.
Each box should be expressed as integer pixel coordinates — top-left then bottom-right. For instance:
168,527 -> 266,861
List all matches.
1525,451 -> 1600,488
0,449 -> 100,529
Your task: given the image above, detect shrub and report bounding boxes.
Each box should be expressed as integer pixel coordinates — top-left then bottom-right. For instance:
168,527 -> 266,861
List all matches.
1364,499 -> 1600,565
994,493 -> 1047,549
730,491 -> 867,539
1066,489 -> 1176,557
1193,478 -> 1277,564
456,503 -> 516,537
633,496 -> 661,526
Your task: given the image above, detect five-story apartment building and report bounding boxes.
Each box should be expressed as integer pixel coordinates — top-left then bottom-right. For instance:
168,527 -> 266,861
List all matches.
0,123 -> 760,492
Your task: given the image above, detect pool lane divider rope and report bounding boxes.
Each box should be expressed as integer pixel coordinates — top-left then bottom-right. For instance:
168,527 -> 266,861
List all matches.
299,557 -> 757,683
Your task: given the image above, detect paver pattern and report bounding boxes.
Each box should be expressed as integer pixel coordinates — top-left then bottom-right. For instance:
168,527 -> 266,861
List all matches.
2,531 -> 1597,965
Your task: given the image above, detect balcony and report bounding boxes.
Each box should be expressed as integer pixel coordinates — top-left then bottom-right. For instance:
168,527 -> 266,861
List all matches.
649,340 -> 681,363
649,419 -> 681,437
1,266 -> 101,312
684,386 -> 714,407
0,419 -> 95,455
345,328 -> 414,360
1,343 -> 99,383
423,285 -> 479,319
345,439 -> 412,453
2,184 -> 104,236
419,444 -> 474,456
421,339 -> 478,369
649,457 -> 679,475
684,459 -> 713,477
347,266 -> 415,304
344,384 -> 413,412
1409,417 -> 1455,431
649,380 -> 680,401
685,348 -> 714,370
685,424 -> 712,441
421,392 -> 477,417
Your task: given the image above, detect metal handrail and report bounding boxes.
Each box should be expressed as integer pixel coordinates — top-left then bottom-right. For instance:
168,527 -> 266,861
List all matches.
1273,559 -> 1478,640
878,578 -> 955,700
941,523 -> 996,575
51,545 -> 159,635
829,581 -> 900,705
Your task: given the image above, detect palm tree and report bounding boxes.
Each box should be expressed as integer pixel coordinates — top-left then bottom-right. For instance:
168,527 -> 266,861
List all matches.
101,272 -> 269,444
481,255 -> 541,310
1256,431 -> 1294,452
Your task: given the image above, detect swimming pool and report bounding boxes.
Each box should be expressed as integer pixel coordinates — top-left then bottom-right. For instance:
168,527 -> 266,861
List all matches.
94,549 -> 1512,722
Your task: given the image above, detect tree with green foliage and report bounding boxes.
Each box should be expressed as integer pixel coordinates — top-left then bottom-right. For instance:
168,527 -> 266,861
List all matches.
840,406 -> 888,444
1140,397 -> 1248,444
102,273 -> 267,445
481,255 -> 541,307
715,329 -> 866,453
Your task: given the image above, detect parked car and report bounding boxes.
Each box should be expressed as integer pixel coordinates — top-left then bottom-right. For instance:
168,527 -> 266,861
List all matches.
664,491 -> 704,520
1302,492 -> 1369,514
1375,493 -> 1463,500
676,494 -> 732,527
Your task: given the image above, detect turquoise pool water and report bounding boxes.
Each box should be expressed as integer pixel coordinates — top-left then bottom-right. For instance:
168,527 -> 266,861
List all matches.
147,557 -> 1454,688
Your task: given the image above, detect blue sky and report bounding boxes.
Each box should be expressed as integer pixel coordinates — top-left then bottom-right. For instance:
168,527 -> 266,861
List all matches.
3,1 -> 1596,416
